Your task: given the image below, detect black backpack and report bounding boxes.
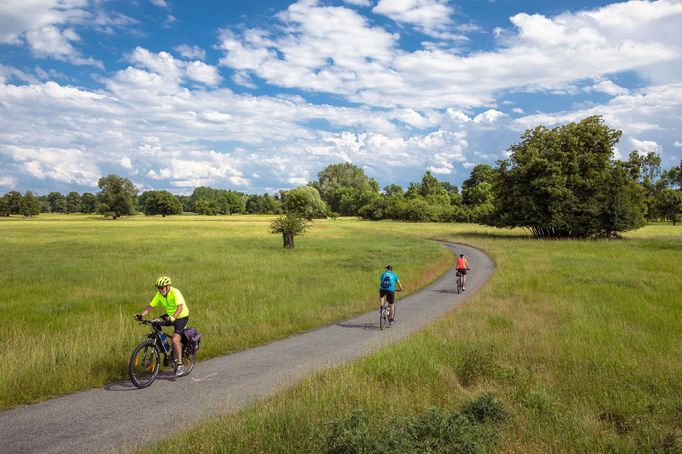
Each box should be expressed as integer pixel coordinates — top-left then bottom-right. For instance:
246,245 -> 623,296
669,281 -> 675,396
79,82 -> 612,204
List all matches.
181,327 -> 202,353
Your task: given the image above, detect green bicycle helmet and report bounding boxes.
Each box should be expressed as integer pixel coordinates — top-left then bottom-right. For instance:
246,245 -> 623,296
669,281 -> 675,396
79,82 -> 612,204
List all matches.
155,276 -> 172,288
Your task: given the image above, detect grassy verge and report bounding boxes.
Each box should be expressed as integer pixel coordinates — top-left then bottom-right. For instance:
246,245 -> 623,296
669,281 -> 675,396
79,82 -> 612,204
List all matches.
0,215 -> 452,409
141,222 -> 682,453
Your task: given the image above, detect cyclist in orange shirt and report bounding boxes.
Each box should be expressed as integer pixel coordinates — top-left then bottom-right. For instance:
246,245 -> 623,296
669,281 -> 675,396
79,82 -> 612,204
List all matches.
456,254 -> 470,290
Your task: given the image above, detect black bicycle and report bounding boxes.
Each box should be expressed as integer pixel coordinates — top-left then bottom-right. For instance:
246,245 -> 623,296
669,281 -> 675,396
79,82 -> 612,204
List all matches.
129,319 -> 196,389
456,271 -> 464,294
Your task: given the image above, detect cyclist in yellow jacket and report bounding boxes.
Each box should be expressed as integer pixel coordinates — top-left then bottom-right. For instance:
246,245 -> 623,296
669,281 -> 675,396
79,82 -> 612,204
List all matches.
135,276 -> 190,376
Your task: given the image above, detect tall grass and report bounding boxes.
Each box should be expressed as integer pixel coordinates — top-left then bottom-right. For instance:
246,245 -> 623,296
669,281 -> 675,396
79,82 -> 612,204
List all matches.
0,215 -> 452,409
141,222 -> 682,453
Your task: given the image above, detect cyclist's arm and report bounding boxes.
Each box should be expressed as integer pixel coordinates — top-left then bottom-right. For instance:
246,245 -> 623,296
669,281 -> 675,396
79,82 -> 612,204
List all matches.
138,305 -> 153,318
139,293 -> 160,318
396,280 -> 404,292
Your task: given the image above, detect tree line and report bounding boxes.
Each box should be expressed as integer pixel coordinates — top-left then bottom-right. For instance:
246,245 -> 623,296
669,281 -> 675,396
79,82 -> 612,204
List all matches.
2,116 -> 681,237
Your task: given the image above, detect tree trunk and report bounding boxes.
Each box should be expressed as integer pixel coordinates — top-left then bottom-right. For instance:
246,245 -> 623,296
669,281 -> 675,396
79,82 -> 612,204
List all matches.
283,233 -> 294,248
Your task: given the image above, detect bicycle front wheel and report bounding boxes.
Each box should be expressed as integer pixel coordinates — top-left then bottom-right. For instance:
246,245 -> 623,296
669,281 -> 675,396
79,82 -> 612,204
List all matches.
129,340 -> 161,389
379,306 -> 388,330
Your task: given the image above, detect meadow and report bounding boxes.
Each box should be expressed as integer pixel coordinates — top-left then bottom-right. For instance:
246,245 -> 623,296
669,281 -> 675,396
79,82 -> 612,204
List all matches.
0,214 -> 452,410
2,215 -> 680,452
139,221 -> 682,453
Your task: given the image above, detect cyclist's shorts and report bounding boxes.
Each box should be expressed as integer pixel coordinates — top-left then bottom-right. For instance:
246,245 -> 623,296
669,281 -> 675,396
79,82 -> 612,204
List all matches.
457,268 -> 467,275
380,289 -> 395,304
173,316 -> 189,335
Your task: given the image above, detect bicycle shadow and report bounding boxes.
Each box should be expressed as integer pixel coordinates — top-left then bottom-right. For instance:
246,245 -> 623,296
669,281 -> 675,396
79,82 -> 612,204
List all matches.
336,322 -> 378,330
104,381 -> 137,392
429,289 -> 458,294
104,372 -> 181,392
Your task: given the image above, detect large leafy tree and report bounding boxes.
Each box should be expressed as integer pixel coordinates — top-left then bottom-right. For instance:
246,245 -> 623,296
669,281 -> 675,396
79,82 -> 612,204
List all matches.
625,150 -> 663,220
311,163 -> 379,216
20,191 -> 42,217
80,193 -> 97,213
660,160 -> 682,190
461,164 -> 496,222
4,191 -> 23,215
282,186 -> 328,220
96,175 -> 138,219
189,187 -> 245,215
658,188 -> 682,225
245,193 -> 282,214
140,190 -> 183,217
46,192 -> 66,213
489,116 -> 645,238
65,191 -> 82,213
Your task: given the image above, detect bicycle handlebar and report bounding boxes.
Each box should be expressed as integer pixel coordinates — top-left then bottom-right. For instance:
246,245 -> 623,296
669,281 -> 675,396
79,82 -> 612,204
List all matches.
136,318 -> 172,327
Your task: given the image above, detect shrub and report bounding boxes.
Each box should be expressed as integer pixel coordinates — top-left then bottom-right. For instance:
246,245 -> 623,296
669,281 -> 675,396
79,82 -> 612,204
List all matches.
324,397 -> 508,454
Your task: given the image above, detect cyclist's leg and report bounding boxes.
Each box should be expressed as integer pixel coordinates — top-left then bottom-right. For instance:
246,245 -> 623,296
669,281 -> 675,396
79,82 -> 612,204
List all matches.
172,317 -> 189,363
172,333 -> 182,363
387,291 -> 395,321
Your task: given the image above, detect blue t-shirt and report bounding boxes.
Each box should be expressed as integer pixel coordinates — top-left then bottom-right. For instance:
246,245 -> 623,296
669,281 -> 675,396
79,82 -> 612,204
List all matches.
380,271 -> 399,292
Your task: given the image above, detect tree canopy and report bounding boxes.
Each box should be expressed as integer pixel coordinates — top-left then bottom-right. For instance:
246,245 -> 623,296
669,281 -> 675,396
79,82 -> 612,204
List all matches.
311,163 -> 379,216
283,186 -> 328,220
270,212 -> 310,248
189,187 -> 245,215
487,116 -> 645,238
20,191 -> 42,217
139,190 -> 183,217
96,174 -> 138,219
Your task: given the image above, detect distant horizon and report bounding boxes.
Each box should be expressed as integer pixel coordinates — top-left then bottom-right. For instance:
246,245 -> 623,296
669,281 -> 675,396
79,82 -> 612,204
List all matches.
1,0 -> 681,195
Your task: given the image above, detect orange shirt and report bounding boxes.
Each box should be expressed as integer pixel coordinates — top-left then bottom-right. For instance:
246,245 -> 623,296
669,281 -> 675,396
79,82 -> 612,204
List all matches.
456,257 -> 468,269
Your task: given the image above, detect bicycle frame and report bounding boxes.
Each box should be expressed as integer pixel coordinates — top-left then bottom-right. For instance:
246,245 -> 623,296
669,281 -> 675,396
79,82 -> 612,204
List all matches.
140,320 -> 175,368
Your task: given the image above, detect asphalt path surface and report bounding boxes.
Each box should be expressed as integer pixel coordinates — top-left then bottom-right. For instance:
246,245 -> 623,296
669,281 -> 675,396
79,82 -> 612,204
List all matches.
1,242 -> 494,453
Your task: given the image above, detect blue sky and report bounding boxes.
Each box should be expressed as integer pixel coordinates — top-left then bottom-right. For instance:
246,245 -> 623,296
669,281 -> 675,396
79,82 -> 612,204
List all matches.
1,0 -> 681,195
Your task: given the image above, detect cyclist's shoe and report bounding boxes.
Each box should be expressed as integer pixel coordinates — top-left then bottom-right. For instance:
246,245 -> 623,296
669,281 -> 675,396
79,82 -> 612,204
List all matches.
463,287 -> 466,291
175,364 -> 184,376
389,318 -> 394,325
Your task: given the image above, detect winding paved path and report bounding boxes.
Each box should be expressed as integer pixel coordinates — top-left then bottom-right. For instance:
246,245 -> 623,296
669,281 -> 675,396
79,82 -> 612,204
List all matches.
1,242 -> 493,453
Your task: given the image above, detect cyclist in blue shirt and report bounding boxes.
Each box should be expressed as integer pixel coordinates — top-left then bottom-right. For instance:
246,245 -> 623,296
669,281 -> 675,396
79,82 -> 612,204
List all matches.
379,265 -> 404,325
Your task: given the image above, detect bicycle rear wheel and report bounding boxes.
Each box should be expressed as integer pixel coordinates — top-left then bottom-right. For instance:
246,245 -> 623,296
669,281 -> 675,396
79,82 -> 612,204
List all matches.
180,344 -> 196,376
379,305 -> 388,330
129,340 -> 161,389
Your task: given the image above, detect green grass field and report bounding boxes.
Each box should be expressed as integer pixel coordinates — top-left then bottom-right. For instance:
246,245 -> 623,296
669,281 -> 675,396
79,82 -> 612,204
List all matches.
0,214 -> 452,410
137,221 -> 682,453
2,215 -> 681,452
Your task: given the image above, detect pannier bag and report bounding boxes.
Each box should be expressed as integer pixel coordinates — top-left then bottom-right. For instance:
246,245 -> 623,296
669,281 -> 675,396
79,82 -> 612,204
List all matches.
181,327 -> 202,353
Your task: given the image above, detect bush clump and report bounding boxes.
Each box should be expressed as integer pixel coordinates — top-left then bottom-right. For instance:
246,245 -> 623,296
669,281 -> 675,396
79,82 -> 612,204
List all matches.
324,394 -> 509,453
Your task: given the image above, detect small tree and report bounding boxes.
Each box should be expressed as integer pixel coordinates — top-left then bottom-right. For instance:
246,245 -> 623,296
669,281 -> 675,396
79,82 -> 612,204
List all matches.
270,213 -> 310,248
